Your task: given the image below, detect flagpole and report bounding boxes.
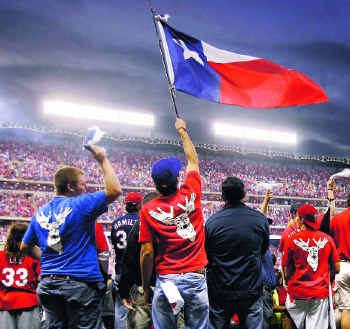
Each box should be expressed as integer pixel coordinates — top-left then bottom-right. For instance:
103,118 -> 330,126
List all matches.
148,1 -> 180,118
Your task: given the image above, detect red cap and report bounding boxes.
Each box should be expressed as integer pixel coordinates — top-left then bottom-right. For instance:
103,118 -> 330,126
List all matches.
297,205 -> 319,229
125,192 -> 143,204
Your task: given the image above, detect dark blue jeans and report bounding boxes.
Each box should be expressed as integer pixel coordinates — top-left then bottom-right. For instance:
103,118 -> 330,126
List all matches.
209,295 -> 263,329
37,277 -> 104,329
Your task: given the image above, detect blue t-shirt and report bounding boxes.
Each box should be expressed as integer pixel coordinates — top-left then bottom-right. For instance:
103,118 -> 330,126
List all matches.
111,213 -> 139,274
23,191 -> 107,282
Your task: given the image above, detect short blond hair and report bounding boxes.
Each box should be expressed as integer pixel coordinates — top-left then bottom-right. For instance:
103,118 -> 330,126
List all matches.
54,166 -> 84,195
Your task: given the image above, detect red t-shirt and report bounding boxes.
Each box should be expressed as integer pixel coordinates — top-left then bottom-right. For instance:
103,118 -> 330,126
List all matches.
278,221 -> 298,253
139,170 -> 208,274
0,251 -> 40,310
282,229 -> 339,300
95,222 -> 109,253
330,208 -> 350,260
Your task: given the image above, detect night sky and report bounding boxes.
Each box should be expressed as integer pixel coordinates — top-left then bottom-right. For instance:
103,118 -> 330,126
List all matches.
0,0 -> 349,155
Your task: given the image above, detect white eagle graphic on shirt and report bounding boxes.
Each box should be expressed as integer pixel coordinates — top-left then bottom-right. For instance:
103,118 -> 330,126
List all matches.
149,193 -> 197,242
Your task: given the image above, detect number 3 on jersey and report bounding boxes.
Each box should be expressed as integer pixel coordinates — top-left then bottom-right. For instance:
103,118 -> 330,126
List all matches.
2,268 -> 28,287
116,230 -> 127,249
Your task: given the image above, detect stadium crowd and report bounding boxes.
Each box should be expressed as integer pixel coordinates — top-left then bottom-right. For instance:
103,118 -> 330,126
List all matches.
0,125 -> 349,329
1,140 -> 350,199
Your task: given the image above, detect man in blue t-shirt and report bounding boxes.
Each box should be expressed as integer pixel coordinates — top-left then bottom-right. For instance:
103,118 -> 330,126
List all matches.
111,191 -> 143,329
20,145 -> 122,329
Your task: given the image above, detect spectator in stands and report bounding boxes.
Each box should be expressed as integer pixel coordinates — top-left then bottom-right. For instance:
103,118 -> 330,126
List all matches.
283,205 -> 339,329
328,192 -> 350,329
111,191 -> 143,329
139,118 -> 209,329
20,145 -> 122,329
205,176 -> 269,329
0,223 -> 41,329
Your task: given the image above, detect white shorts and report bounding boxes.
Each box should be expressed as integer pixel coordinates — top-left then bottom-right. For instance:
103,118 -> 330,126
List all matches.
335,262 -> 350,310
286,295 -> 329,329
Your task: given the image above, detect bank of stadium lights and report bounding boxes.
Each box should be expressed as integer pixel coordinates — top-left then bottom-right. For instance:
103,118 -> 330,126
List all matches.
213,122 -> 297,145
43,100 -> 155,127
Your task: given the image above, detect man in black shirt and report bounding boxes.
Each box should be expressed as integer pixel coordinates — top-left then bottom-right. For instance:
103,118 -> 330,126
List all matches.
111,192 -> 143,329
205,177 -> 269,329
119,191 -> 158,329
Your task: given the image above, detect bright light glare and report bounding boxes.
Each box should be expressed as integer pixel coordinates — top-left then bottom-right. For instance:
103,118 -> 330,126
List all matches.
214,122 -> 297,144
43,100 -> 154,127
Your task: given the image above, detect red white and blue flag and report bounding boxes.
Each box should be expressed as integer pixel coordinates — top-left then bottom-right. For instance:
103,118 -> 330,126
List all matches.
156,18 -> 328,109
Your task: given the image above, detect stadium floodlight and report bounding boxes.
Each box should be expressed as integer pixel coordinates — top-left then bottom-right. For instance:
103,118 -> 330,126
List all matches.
213,122 -> 297,144
43,100 -> 155,127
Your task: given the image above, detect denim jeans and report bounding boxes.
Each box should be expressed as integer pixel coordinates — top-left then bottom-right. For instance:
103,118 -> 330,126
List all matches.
152,272 -> 209,329
37,277 -> 104,329
209,295 -> 263,329
113,275 -> 130,329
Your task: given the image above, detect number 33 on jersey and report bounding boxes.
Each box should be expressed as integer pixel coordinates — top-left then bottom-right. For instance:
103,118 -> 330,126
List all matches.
0,250 -> 40,310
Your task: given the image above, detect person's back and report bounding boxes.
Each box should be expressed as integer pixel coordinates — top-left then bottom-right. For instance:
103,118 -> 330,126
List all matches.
139,118 -> 209,329
205,176 -> 269,329
330,207 -> 350,261
0,223 -> 41,329
205,203 -> 268,298
21,145 -> 122,329
111,192 -> 142,329
30,193 -> 106,280
140,174 -> 207,275
283,204 -> 339,329
284,229 -> 337,300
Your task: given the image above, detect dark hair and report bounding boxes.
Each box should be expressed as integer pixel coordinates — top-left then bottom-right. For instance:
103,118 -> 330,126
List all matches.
54,166 -> 83,195
4,223 -> 28,257
275,269 -> 283,287
142,191 -> 159,205
155,178 -> 178,197
126,202 -> 141,213
347,192 -> 350,207
222,177 -> 245,205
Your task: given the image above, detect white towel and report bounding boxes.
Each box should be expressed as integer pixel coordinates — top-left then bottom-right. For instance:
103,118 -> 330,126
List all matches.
160,281 -> 184,315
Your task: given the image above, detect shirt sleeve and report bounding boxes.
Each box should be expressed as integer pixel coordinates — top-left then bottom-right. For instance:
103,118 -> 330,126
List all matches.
22,217 -> 37,246
75,191 -> 108,219
138,208 -> 153,243
95,222 -> 109,253
281,239 -> 292,267
181,171 -> 202,198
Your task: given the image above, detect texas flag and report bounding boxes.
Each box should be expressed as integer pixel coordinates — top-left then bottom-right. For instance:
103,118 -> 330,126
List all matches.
156,18 -> 328,109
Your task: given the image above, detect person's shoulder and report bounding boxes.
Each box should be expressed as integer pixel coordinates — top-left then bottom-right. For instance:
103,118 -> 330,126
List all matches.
334,208 -> 350,219
205,207 -> 226,226
141,197 -> 161,211
244,204 -> 267,220
113,214 -> 126,223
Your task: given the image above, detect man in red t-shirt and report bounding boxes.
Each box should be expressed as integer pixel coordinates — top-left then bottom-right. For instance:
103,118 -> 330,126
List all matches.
139,118 -> 208,329
0,223 -> 41,329
282,205 -> 340,329
329,192 -> 350,329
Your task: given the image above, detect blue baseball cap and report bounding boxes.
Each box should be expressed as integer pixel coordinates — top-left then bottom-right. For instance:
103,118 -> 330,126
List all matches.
152,158 -> 181,186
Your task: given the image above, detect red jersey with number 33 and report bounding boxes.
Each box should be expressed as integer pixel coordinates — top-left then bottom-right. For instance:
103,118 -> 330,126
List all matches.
0,251 -> 40,310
